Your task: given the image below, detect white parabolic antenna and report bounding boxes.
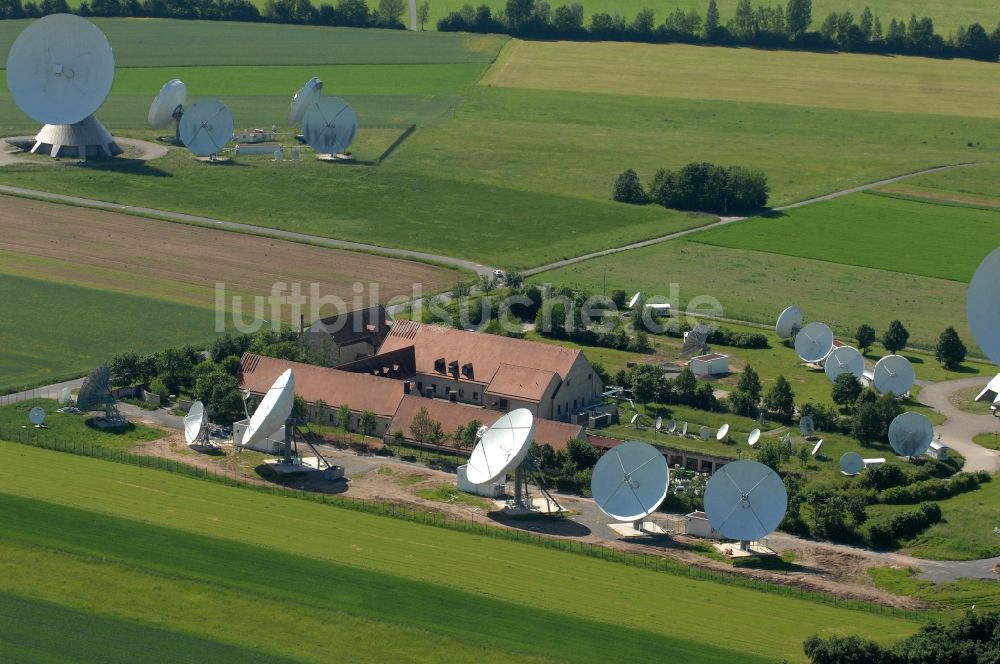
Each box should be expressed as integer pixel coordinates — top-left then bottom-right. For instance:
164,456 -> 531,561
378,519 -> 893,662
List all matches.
811,439 -> 823,456
655,415 -> 662,431
716,423 -> 729,441
184,400 -> 206,445
148,78 -> 187,128
244,369 -> 295,448
794,322 -> 834,363
667,419 -> 676,433
967,247 -> 1000,366
704,460 -> 787,541
466,408 -> 534,485
799,415 -> 814,438
873,355 -> 915,396
681,421 -> 688,436
700,426 -> 710,440
57,387 -> 72,404
28,406 -> 46,425
840,452 -> 864,475
302,97 -> 358,156
888,411 -> 933,457
824,346 -> 865,382
627,291 -> 641,308
748,428 -> 761,447
590,441 -> 669,522
6,14 -> 115,126
775,305 -> 803,339
289,76 -> 323,124
179,98 -> 234,157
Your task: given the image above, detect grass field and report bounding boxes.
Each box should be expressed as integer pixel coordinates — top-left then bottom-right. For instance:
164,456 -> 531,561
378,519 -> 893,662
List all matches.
484,40 -> 1000,119
0,399 -> 164,449
0,273 -> 224,392
426,0 -> 998,33
690,192 -> 1000,283
530,240 -> 977,351
0,443 -> 921,662
870,567 -> 1000,613
972,432 -> 1000,451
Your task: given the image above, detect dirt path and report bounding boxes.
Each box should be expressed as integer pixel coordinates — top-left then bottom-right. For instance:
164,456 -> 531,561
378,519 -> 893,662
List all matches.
917,376 -> 1000,474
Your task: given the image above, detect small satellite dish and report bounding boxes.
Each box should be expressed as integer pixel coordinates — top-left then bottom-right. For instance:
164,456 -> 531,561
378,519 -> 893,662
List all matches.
591,441 -> 669,522
968,248 -> 1000,365
667,419 -> 677,433
716,423 -> 730,441
243,369 -> 295,449
811,439 -> 823,456
799,416 -> 815,438
840,452 -> 864,475
184,400 -> 206,445
627,291 -> 641,308
288,76 -> 323,124
475,424 -> 489,442
148,78 -> 186,129
748,429 -> 761,447
781,433 -> 791,446
682,324 -> 709,357
6,14 -> 115,126
699,426 -> 710,440
57,387 -> 72,404
873,355 -> 915,396
824,346 -> 865,383
888,411 -> 934,457
302,97 -> 358,157
655,415 -> 663,431
681,421 -> 688,436
630,413 -> 639,426
794,322 -> 834,363
704,460 -> 787,542
775,305 -> 803,339
179,98 -> 234,157
28,406 -> 46,426
466,409 -> 534,485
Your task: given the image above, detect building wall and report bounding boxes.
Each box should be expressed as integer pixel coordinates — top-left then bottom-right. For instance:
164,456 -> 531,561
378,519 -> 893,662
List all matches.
547,354 -> 603,422
411,373 -> 487,407
307,403 -> 393,437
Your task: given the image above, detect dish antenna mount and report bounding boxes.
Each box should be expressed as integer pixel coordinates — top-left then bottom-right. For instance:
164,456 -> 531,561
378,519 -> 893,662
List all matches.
148,78 -> 187,144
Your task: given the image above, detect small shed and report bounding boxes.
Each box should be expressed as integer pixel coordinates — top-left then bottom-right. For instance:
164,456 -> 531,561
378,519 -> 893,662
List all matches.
456,464 -> 505,498
926,440 -> 949,460
689,353 -> 729,377
684,511 -> 719,539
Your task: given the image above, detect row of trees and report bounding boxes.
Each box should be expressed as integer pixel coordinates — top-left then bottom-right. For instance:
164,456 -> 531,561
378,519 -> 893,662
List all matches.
439,0 -> 1000,63
614,163 -> 770,215
0,0 -> 430,30
850,320 -> 967,369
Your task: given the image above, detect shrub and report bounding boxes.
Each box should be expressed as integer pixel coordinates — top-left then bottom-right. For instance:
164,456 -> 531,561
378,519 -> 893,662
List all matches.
612,169 -> 649,204
863,502 -> 942,548
148,377 -> 169,402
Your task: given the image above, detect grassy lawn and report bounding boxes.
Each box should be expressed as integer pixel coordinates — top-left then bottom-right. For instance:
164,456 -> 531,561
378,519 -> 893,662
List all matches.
415,484 -> 493,508
869,567 -> 1000,613
530,240 -> 982,352
950,386 -> 995,415
0,273 -> 223,393
972,432 -> 1000,451
880,162 -> 1000,203
0,399 -> 165,450
484,40 -> 1000,119
691,193 -> 1000,283
0,444 -> 921,662
889,474 -> 1000,560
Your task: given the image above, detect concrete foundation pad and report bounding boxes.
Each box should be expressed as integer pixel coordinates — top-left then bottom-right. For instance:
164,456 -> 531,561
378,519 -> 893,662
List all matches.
712,542 -> 776,558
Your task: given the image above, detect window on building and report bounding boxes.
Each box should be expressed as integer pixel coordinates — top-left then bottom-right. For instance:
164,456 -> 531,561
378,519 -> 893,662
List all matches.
473,392 -> 478,401
557,404 -> 561,414
459,389 -> 465,398
499,398 -> 509,410
417,381 -> 423,392
573,399 -> 577,409
329,413 -> 335,423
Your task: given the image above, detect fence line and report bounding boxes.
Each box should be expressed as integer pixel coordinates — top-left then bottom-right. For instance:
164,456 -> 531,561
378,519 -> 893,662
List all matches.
0,427 -> 925,622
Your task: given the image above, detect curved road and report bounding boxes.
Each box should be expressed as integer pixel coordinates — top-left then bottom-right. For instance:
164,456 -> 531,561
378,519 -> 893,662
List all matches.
918,377 -> 1000,474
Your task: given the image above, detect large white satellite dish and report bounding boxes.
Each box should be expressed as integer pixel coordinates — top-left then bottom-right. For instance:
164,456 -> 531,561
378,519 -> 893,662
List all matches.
716,423 -> 729,441
243,369 -> 295,449
302,97 -> 358,157
873,355 -> 915,396
6,14 -> 120,158
967,247 -> 1000,366
775,306 -> 803,339
184,400 -> 206,445
888,411 -> 933,457
748,428 -> 761,447
704,460 -> 787,542
289,76 -> 323,125
6,14 -> 114,125
794,322 -> 834,363
179,98 -> 234,157
824,346 -> 865,383
148,78 -> 186,133
28,406 -> 46,426
840,452 -> 864,475
590,441 -> 669,522
466,409 -> 534,485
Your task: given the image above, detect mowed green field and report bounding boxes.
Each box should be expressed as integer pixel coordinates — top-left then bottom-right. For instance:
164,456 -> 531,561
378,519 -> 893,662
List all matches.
0,273 -> 221,392
425,0 -> 997,33
530,239 -> 975,351
691,192 -> 1000,282
0,443 -> 920,662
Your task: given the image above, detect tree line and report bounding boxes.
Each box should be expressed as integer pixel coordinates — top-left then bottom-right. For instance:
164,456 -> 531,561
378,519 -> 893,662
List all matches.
615,163 -> 769,215
0,0 -> 426,30
439,0 -> 1000,63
